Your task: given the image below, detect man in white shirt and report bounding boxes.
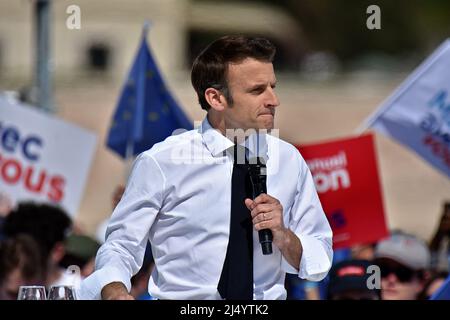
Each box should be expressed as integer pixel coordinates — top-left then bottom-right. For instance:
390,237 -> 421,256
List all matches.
80,35 -> 333,300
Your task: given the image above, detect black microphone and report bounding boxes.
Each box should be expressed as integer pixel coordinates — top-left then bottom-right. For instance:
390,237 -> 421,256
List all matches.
248,158 -> 273,255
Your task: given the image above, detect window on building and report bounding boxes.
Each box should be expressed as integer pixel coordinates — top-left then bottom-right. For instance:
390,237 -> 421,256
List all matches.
86,42 -> 111,71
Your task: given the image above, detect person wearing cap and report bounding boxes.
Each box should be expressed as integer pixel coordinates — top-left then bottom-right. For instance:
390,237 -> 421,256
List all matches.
374,231 -> 431,300
327,259 -> 380,300
60,234 -> 101,279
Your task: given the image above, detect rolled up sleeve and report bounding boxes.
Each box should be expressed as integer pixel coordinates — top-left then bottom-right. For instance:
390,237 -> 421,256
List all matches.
281,153 -> 333,282
78,153 -> 165,300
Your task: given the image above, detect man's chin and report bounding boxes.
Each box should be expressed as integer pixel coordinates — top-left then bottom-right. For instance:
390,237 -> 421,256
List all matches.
257,118 -> 274,130
382,290 -> 401,300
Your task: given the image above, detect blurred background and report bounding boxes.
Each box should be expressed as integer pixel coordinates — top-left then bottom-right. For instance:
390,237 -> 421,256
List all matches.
0,0 -> 449,243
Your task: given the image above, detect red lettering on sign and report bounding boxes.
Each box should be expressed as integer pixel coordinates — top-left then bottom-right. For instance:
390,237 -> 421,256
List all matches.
48,176 -> 65,202
423,134 -> 450,168
24,167 -> 46,193
0,153 -> 66,203
1,158 -> 22,184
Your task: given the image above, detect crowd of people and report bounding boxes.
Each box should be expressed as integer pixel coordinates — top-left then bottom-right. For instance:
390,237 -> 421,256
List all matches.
286,202 -> 450,300
0,188 -> 154,300
0,34 -> 449,301
0,188 -> 448,300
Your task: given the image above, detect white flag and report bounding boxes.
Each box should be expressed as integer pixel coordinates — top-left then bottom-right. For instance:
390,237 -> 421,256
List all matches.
360,39 -> 450,178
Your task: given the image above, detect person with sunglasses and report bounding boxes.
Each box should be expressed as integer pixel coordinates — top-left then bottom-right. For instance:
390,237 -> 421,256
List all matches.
374,231 -> 431,300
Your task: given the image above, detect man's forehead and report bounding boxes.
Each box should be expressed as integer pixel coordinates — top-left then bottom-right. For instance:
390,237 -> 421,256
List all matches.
227,58 -> 276,84
228,58 -> 274,73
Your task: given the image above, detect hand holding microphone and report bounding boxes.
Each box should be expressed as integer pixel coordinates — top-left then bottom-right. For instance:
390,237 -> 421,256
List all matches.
247,157 -> 289,256
247,160 -> 273,255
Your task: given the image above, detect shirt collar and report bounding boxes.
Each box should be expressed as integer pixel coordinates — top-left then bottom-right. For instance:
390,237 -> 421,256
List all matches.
200,116 -> 269,162
200,116 -> 234,157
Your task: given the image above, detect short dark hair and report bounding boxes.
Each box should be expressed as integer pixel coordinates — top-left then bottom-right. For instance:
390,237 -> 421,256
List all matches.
0,234 -> 45,285
191,35 -> 276,111
2,202 -> 72,260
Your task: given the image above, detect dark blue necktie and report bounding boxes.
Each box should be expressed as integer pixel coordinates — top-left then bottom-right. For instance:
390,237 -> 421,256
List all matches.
217,145 -> 254,300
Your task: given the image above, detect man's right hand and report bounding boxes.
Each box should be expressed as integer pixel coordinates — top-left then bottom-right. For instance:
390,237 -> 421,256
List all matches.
101,282 -> 135,300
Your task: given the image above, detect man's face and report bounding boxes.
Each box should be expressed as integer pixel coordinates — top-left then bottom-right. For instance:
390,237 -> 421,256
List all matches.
223,58 -> 279,132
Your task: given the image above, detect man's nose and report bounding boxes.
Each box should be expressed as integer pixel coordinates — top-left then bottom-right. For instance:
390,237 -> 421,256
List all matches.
265,87 -> 280,108
384,272 -> 399,284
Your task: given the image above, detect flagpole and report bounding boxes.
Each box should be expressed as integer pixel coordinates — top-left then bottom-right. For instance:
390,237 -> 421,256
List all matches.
105,19 -> 192,164
142,20 -> 151,38
123,22 -> 151,181
34,0 -> 54,113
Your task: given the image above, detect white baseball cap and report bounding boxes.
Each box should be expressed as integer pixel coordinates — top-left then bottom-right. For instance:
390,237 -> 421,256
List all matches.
375,231 -> 431,270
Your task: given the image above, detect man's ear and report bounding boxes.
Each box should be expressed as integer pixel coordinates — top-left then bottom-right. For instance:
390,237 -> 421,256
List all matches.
204,88 -> 227,111
50,242 -> 66,264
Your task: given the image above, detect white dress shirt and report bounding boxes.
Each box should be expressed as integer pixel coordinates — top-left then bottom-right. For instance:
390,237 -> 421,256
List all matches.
79,117 -> 333,300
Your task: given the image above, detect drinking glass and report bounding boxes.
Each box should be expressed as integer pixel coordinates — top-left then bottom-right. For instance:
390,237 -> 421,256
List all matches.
17,286 -> 47,300
47,285 -> 77,300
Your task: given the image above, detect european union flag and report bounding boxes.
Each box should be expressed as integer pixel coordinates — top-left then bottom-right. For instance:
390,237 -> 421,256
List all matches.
106,26 -> 192,158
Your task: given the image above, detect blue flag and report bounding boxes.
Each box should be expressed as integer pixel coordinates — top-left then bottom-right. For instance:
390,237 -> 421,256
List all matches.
106,27 -> 192,158
430,275 -> 450,300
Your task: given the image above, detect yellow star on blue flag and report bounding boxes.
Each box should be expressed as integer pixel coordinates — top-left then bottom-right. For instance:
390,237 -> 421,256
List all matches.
106,23 -> 192,158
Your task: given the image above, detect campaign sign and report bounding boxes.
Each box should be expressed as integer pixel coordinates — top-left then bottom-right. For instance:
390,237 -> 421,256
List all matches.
0,94 -> 97,217
297,134 -> 388,249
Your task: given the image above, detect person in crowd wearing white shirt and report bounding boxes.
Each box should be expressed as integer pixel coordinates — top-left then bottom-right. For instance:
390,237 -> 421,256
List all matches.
81,35 -> 333,300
